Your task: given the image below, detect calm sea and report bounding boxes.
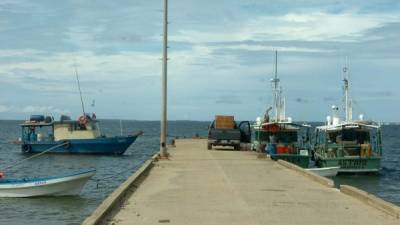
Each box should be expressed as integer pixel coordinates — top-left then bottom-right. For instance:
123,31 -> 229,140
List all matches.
0,120 -> 398,225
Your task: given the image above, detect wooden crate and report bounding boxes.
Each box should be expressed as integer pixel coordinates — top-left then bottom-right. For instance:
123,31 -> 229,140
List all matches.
215,115 -> 235,129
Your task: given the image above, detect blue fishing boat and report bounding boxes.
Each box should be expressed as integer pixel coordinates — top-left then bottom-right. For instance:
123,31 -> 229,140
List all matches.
20,114 -> 142,155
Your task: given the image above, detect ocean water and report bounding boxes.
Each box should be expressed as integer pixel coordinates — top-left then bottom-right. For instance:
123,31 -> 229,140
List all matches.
0,120 -> 398,225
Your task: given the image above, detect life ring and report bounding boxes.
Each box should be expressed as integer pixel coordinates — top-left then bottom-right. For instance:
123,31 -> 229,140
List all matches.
22,144 -> 32,153
78,115 -> 88,125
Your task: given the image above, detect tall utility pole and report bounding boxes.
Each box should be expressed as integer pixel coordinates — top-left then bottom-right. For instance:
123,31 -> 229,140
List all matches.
160,0 -> 168,157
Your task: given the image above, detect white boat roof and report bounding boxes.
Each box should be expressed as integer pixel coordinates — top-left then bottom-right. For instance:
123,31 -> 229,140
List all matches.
253,121 -> 310,130
316,121 -> 380,130
20,119 -> 99,127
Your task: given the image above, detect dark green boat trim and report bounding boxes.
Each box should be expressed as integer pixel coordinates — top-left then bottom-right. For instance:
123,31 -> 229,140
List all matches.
315,153 -> 381,173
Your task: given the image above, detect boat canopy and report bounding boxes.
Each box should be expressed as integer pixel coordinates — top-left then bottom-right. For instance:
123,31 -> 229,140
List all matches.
20,121 -> 53,127
254,121 -> 310,131
21,114 -> 101,141
316,121 -> 380,131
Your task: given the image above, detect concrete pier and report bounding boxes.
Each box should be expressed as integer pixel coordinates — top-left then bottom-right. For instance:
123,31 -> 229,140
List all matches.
85,139 -> 399,225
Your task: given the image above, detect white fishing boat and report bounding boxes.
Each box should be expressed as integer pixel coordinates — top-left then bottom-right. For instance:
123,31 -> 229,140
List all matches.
0,169 -> 95,197
306,166 -> 340,177
312,62 -> 382,174
252,51 -> 312,169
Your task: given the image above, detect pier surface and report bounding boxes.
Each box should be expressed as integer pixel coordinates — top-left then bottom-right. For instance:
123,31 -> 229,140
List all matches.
107,139 -> 397,225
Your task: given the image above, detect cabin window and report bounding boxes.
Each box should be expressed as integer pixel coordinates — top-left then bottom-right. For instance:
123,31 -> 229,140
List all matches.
23,126 -> 53,142
275,131 -> 297,143
341,129 -> 370,144
327,132 -> 339,143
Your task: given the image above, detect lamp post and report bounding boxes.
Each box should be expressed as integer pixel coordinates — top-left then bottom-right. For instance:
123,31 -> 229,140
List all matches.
160,0 -> 168,157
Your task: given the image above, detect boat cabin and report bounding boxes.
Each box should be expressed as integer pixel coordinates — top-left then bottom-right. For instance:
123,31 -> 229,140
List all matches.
314,122 -> 382,159
21,114 -> 101,143
253,122 -> 311,155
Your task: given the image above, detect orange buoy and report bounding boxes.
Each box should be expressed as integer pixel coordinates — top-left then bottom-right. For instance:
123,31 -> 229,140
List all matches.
78,115 -> 88,125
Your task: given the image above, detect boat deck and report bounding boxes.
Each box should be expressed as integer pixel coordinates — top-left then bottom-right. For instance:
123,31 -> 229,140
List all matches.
101,139 -> 398,225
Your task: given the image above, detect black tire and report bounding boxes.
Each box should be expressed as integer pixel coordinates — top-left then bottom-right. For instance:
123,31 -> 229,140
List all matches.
207,143 -> 212,150
64,141 -> 71,149
22,144 -> 31,153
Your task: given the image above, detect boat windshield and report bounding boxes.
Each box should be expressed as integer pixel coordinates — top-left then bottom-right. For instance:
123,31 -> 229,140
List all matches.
275,131 -> 298,144
328,129 -> 370,144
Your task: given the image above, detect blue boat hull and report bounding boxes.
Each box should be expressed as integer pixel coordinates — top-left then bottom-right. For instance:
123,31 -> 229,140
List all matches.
21,135 -> 139,155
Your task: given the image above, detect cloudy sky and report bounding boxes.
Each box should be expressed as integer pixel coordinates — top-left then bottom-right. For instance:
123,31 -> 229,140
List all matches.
0,0 -> 399,122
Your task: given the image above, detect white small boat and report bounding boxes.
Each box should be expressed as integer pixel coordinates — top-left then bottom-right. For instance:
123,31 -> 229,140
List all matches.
0,169 -> 95,197
306,166 -> 340,177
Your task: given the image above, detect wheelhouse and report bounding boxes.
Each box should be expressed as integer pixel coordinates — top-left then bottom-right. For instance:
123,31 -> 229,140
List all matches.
21,114 -> 101,143
314,122 -> 382,159
254,122 -> 311,154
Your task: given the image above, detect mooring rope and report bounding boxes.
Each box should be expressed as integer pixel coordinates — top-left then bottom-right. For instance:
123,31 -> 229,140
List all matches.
0,142 -> 69,172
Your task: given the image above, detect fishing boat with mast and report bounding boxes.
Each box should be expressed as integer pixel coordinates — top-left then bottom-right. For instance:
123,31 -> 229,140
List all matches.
312,64 -> 382,173
18,66 -> 142,155
252,51 -> 311,168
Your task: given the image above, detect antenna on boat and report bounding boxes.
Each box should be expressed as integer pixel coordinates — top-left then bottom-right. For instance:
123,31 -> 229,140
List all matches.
343,57 -> 352,122
271,50 -> 280,121
74,64 -> 86,116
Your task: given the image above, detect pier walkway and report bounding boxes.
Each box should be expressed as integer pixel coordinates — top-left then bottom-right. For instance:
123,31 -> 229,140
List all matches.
106,139 -> 397,225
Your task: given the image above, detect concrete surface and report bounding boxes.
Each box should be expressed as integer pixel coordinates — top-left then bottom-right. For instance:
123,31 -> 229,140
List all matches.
108,139 -> 398,225
340,185 -> 400,219
82,158 -> 154,225
277,159 -> 335,188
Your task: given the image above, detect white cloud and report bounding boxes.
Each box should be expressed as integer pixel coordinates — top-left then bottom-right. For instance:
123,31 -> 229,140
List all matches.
170,11 -> 400,43
0,49 -> 46,58
212,44 -> 333,53
0,50 -> 161,91
0,104 -> 70,115
22,105 -> 70,114
0,104 -> 12,113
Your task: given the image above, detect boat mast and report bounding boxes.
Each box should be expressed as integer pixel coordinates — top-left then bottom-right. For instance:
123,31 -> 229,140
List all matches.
343,58 -> 352,122
271,50 -> 280,121
160,0 -> 168,157
74,65 -> 86,116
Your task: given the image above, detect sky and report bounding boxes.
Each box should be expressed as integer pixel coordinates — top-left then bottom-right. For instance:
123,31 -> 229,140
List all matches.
0,0 -> 399,122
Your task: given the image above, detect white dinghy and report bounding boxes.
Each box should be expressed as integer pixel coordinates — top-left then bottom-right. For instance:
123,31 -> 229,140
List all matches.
0,169 -> 95,197
306,166 -> 340,177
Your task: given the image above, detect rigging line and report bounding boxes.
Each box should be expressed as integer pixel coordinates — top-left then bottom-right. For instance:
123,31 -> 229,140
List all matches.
0,142 -> 69,172
74,64 -> 86,115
